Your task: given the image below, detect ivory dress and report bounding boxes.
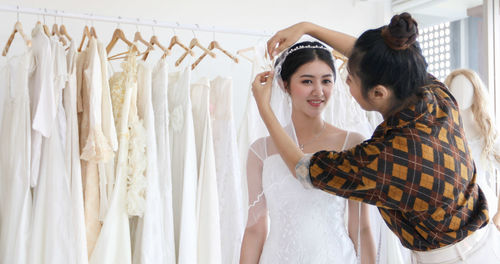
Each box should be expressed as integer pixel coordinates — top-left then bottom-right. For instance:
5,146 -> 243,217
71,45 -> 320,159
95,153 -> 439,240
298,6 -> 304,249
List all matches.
29,30 -> 74,264
0,46 -> 32,264
152,58 -> 176,263
89,50 -> 138,264
168,61 -> 198,264
63,41 -> 89,264
191,78 -> 222,264
210,77 -> 245,264
132,60 -> 170,263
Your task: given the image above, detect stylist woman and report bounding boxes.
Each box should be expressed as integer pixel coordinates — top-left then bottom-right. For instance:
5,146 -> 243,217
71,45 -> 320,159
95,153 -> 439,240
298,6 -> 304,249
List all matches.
252,13 -> 500,263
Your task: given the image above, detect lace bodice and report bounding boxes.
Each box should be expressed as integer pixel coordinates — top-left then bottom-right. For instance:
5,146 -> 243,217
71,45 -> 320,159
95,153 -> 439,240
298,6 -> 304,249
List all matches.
260,154 -> 356,264
247,125 -> 357,264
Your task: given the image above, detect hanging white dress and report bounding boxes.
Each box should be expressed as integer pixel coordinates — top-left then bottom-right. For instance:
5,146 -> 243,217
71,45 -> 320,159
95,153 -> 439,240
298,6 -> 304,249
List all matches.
96,41 -> 118,220
132,60 -> 169,264
29,23 -> 56,189
210,76 -> 245,264
0,46 -> 32,264
191,78 -> 222,264
151,58 -> 176,263
63,41 -> 89,264
29,31 -> 74,264
89,50 -> 138,264
468,137 -> 499,217
80,38 -> 113,256
248,124 -> 357,264
168,61 -> 198,264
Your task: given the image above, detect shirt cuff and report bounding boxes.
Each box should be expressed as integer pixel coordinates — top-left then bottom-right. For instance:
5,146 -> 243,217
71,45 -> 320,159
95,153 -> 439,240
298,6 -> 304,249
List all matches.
295,154 -> 314,189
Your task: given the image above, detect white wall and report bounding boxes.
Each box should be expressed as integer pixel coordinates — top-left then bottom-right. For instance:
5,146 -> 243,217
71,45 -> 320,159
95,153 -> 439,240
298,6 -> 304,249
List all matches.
0,0 -> 388,127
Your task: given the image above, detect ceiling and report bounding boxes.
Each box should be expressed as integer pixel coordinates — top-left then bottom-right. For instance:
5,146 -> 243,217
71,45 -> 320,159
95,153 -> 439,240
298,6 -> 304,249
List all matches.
391,0 -> 483,26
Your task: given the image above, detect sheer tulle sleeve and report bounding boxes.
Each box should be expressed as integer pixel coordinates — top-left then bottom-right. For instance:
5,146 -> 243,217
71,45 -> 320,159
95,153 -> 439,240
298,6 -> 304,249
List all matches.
245,137 -> 268,228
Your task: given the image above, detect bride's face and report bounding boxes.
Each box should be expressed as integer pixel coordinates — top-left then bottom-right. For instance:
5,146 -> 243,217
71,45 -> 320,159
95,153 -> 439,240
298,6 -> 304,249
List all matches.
287,59 -> 334,118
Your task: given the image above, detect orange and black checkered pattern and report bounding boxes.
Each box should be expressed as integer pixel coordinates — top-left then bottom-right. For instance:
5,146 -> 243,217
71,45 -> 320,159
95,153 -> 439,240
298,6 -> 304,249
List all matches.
308,77 -> 489,251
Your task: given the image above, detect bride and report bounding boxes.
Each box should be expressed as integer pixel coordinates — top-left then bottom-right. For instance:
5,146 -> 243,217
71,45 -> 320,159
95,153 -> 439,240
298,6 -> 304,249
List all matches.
239,41 -> 375,264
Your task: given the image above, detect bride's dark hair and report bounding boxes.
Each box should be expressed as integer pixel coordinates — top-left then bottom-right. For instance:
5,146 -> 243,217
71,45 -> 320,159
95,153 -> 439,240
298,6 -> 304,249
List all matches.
278,41 -> 336,91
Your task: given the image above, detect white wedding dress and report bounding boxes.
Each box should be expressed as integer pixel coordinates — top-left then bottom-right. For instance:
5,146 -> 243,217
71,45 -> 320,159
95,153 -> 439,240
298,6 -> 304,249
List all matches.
132,61 -> 169,264
89,50 -> 138,264
0,46 -> 32,264
210,76 -> 245,264
151,58 -> 176,263
191,78 -> 222,264
247,124 -> 357,264
168,60 -> 198,264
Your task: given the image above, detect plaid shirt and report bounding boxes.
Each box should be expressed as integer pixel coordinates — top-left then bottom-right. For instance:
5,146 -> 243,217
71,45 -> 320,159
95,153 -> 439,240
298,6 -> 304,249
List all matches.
296,77 -> 489,251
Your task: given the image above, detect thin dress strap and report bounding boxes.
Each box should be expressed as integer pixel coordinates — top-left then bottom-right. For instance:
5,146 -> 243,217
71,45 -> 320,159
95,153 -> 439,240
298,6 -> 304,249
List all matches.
341,131 -> 350,151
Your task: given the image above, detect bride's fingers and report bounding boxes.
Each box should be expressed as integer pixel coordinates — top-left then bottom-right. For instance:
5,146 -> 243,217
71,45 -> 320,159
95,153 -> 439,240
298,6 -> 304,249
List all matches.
254,71 -> 272,84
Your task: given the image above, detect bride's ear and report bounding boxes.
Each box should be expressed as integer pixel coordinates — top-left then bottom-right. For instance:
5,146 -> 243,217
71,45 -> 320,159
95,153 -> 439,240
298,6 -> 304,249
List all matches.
282,81 -> 291,94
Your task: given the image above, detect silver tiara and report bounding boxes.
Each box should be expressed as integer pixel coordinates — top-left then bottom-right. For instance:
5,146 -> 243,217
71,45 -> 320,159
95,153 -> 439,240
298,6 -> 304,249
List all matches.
286,44 -> 330,56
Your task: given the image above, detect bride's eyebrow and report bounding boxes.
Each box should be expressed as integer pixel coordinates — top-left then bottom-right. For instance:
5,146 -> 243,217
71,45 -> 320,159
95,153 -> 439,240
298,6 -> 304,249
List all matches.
299,74 -> 333,78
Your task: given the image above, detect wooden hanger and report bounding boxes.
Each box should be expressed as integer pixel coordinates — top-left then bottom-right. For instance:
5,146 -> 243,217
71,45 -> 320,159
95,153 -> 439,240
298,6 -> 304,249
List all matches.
43,24 -> 51,37
107,44 -> 139,61
332,49 -> 348,70
51,23 -> 67,46
59,24 -> 72,42
106,28 -> 133,54
237,46 -> 254,63
134,31 -> 154,51
142,35 -> 170,61
90,26 -> 98,38
2,21 -> 31,56
175,38 -> 215,67
167,35 -> 193,57
111,31 -> 153,61
78,25 -> 92,52
192,40 -> 238,70
106,28 -> 141,60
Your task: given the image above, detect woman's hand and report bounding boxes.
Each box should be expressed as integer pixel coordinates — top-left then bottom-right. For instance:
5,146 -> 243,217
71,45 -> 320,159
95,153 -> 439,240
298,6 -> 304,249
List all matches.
252,71 -> 275,113
267,22 -> 310,59
493,212 -> 500,231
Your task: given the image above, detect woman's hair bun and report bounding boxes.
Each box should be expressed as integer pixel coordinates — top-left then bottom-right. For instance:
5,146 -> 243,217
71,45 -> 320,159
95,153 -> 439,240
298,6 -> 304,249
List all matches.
381,12 -> 419,50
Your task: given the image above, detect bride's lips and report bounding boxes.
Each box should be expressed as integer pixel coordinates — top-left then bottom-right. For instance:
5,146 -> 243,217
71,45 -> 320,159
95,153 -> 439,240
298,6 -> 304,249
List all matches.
307,99 -> 324,107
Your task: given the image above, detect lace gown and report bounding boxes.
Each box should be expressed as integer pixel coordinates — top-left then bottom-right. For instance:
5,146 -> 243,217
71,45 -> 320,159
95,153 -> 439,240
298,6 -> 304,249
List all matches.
89,50 -> 139,264
248,125 -> 357,264
0,47 -> 32,264
210,76 -> 245,264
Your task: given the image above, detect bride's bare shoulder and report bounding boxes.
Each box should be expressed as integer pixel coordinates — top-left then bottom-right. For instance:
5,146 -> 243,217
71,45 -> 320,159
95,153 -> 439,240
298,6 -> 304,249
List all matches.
323,123 -> 366,149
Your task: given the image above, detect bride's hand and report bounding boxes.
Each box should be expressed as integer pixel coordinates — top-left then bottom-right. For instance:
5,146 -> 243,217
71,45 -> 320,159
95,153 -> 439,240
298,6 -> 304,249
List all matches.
252,71 -> 275,112
493,212 -> 500,231
267,22 -> 309,59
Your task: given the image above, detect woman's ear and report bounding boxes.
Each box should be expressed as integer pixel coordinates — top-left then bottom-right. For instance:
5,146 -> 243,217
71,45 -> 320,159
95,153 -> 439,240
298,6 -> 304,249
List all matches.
368,85 -> 391,102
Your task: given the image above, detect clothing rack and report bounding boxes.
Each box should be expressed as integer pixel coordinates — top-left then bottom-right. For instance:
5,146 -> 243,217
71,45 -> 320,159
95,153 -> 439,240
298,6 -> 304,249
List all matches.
0,4 -> 272,37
